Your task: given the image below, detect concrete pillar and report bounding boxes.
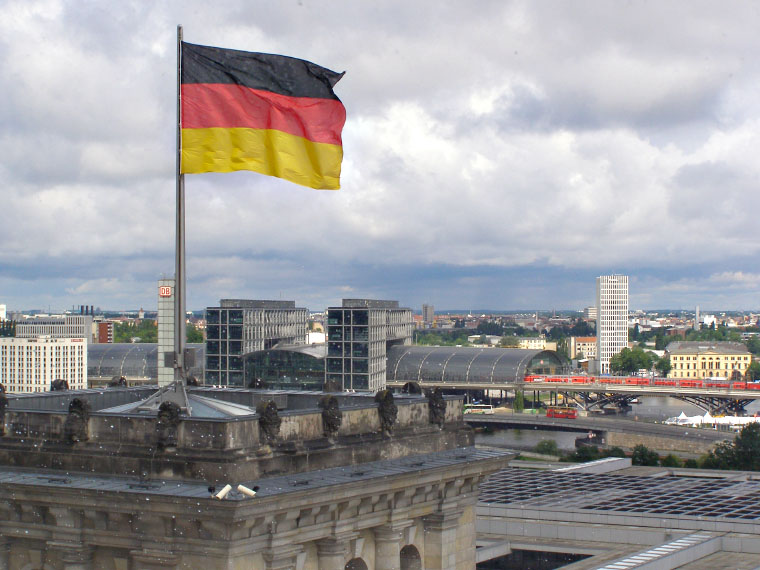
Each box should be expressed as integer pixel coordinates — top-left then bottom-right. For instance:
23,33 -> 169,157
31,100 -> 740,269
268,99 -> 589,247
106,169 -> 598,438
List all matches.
373,526 -> 403,570
316,537 -> 348,569
423,509 -> 463,570
263,544 -> 304,570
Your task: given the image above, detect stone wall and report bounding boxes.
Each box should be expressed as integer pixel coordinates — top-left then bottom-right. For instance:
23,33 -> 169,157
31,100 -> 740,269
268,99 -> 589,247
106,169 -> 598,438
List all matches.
605,430 -> 720,455
0,450 -> 508,570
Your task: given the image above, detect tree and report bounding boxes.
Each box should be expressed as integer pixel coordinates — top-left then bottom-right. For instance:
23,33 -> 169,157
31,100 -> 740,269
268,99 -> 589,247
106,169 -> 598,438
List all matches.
609,347 -> 655,374
655,356 -> 672,377
186,324 -> 203,343
660,454 -> 682,468
513,391 -> 525,413
745,361 -> 760,381
732,422 -> 760,470
535,440 -> 558,456
631,444 -> 659,466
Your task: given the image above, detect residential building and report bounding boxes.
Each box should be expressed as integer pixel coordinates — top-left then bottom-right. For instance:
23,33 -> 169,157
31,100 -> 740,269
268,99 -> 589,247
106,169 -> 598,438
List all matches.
518,336 -> 548,350
570,336 -> 598,360
15,311 -> 94,342
95,320 -> 114,343
326,299 -> 413,391
583,306 -> 597,320
422,303 -> 435,325
596,274 -> 629,374
205,299 -> 308,387
666,341 -> 752,380
0,336 -> 87,392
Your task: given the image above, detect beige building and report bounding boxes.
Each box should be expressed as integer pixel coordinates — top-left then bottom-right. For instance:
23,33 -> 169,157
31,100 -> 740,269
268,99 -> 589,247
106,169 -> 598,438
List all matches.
666,341 -> 752,380
570,336 -> 597,360
516,336 -> 556,351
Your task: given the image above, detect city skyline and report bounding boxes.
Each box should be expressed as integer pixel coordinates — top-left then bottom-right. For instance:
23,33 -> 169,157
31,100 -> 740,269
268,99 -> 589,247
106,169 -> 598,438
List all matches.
2,3 -> 760,312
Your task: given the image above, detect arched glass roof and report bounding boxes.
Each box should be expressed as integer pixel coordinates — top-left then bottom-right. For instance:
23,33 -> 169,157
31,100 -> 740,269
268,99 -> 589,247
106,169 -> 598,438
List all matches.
88,343 -> 205,380
386,345 -> 565,384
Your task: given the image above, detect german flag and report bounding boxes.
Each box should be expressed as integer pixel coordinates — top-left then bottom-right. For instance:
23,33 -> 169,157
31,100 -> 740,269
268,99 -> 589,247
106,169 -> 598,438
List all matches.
181,42 -> 346,190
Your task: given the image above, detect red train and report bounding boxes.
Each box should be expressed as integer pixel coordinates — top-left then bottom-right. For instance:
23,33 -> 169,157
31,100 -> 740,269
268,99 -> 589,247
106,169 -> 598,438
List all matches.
522,374 -> 760,390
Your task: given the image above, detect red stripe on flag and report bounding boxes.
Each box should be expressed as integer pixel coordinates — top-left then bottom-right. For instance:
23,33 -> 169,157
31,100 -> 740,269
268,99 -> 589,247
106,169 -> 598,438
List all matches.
182,83 -> 345,146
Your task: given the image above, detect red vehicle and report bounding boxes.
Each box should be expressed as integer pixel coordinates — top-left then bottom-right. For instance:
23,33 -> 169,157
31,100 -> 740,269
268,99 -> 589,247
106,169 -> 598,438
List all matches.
546,406 -> 577,419
571,376 -> 593,384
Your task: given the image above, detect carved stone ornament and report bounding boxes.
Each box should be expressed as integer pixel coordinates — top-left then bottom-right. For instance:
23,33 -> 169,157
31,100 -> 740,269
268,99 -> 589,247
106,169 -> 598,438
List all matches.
401,381 -> 422,395
426,388 -> 446,428
375,389 -> 398,435
318,394 -> 342,437
156,401 -> 182,449
63,398 -> 91,444
257,400 -> 281,442
50,379 -> 69,391
108,376 -> 127,388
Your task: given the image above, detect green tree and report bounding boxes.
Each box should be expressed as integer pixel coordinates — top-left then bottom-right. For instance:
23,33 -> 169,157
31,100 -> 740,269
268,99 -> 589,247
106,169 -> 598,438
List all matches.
186,324 -> 204,343
604,447 -> 626,458
535,440 -> 559,456
500,336 -> 519,348
610,348 -> 655,374
513,391 -> 525,413
631,444 -> 659,466
733,422 -> 760,470
114,320 -> 157,343
655,356 -> 672,377
745,361 -> 760,381
660,454 -> 682,468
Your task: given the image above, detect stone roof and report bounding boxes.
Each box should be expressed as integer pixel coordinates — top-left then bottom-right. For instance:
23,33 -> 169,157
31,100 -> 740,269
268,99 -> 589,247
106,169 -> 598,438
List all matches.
665,341 -> 749,355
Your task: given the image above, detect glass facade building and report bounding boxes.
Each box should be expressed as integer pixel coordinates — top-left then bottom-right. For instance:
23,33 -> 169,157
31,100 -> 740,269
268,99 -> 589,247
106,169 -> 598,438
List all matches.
244,344 -> 326,390
205,299 -> 308,387
326,299 -> 412,392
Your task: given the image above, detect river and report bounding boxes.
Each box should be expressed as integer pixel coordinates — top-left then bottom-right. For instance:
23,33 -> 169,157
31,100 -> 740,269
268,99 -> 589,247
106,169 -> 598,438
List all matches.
473,396 -> 760,452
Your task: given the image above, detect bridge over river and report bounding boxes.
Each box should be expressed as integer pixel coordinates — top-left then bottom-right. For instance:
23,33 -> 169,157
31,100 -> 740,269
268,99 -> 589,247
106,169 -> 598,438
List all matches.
389,378 -> 760,414
465,413 -> 732,455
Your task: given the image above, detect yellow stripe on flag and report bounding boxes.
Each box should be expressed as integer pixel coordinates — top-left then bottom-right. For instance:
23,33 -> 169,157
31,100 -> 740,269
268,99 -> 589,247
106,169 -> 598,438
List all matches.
181,127 -> 342,190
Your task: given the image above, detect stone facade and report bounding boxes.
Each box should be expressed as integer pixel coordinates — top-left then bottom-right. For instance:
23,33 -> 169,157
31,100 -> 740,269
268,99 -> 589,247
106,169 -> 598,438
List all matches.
0,387 -> 512,569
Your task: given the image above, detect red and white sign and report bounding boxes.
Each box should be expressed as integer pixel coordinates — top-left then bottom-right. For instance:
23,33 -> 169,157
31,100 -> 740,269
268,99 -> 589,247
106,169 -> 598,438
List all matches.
159,286 -> 173,298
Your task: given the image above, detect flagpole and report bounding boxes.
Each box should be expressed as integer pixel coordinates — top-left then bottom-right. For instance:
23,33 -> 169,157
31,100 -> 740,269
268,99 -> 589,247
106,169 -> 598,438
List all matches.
174,24 -> 186,382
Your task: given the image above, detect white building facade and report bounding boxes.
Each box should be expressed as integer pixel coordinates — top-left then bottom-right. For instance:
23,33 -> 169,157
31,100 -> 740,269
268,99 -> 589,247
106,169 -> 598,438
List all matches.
15,314 -> 93,342
596,274 -> 629,374
0,336 -> 87,393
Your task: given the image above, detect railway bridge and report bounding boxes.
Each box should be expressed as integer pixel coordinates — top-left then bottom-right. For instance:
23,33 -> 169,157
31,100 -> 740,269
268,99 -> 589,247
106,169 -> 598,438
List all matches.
386,345 -> 760,415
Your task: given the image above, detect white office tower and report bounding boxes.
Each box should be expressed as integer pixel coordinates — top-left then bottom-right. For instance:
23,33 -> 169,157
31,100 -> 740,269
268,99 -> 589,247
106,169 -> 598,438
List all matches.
596,274 -> 629,374
157,279 -> 175,386
0,337 -> 87,393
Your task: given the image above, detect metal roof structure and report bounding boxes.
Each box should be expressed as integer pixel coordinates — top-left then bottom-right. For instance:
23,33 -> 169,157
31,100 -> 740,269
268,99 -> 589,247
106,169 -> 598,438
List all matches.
386,345 -> 566,384
87,342 -> 205,380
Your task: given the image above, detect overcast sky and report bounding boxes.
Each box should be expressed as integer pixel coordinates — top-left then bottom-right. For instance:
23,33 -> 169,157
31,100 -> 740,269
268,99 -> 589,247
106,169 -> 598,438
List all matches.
2,1 -> 760,314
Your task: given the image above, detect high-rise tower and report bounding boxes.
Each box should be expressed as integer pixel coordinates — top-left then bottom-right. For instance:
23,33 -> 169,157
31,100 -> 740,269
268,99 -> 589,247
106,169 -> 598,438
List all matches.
595,274 -> 629,374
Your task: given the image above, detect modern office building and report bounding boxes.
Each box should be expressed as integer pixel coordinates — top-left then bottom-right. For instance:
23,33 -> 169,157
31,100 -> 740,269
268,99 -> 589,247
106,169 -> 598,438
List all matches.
15,311 -> 94,342
0,336 -> 87,392
326,299 -> 413,391
205,299 -> 308,386
596,274 -> 629,374
422,303 -> 435,325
